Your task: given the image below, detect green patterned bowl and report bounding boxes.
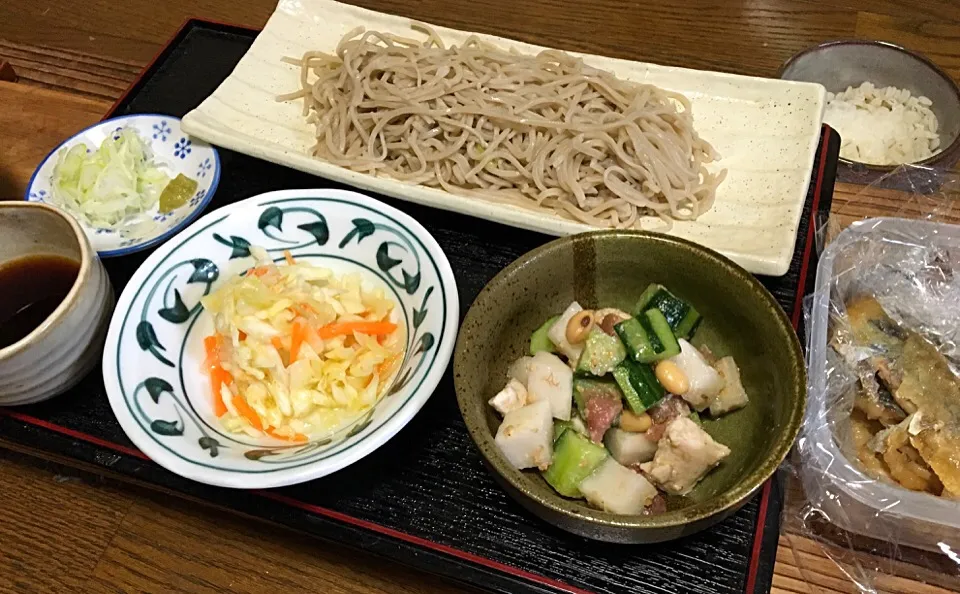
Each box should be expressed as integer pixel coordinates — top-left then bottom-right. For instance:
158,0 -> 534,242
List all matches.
103,189 -> 458,489
454,231 -> 805,543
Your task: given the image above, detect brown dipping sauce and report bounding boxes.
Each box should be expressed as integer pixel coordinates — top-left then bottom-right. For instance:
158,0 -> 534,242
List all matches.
0,254 -> 80,349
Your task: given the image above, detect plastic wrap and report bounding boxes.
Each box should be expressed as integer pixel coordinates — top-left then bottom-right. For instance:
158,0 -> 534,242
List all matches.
789,165 -> 960,592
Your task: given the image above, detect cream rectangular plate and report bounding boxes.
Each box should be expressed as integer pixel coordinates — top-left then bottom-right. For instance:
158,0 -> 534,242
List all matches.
182,0 -> 826,276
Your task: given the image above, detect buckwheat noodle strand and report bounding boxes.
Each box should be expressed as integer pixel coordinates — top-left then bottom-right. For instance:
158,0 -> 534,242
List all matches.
278,25 -> 726,228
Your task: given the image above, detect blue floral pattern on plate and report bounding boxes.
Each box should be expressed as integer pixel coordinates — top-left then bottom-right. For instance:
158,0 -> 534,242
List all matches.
24,114 -> 220,258
174,138 -> 192,159
152,120 -> 172,142
197,158 -> 212,178
189,189 -> 206,208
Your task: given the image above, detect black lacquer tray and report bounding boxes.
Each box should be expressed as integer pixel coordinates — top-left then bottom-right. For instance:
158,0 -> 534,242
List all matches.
0,20 -> 840,594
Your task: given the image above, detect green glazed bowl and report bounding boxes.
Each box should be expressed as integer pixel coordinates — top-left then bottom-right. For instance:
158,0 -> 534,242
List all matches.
453,230 -> 805,543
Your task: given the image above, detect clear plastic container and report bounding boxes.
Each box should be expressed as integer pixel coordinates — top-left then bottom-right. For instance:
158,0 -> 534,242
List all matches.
803,216 -> 960,553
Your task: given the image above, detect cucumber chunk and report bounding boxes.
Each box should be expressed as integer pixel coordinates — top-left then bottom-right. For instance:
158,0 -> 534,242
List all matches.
614,309 -> 679,363
575,327 -> 627,376
542,429 -> 609,498
613,359 -> 665,414
553,416 -> 590,442
614,317 -> 658,363
643,309 -> 680,360
530,315 -> 560,355
632,283 -> 702,339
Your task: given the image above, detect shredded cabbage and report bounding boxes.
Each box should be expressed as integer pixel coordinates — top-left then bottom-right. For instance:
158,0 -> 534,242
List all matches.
50,127 -> 170,228
200,248 -> 405,440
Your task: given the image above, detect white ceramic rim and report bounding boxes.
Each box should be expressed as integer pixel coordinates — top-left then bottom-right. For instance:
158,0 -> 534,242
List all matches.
101,188 -> 459,488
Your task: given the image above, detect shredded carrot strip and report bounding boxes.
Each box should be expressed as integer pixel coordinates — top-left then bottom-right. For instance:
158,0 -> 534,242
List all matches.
266,427 -> 308,442
284,250 -> 296,266
290,321 -> 306,363
271,337 -> 284,351
316,321 -> 397,340
210,369 -> 230,417
238,330 -> 247,341
232,395 -> 263,431
247,266 -> 270,278
203,334 -> 229,417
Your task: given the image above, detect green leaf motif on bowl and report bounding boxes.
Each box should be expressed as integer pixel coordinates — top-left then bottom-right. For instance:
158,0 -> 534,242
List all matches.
338,218 -> 376,247
134,377 -> 226,459
150,419 -> 184,436
115,194 -> 450,478
157,289 -> 192,323
199,436 -> 223,458
144,377 -> 174,403
136,321 -> 173,367
213,233 -> 252,259
254,205 -> 330,249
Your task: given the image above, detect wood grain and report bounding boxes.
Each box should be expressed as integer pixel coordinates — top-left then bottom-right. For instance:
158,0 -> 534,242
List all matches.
856,12 -> 960,81
0,452 -> 131,593
2,0 -> 960,592
0,0 -> 854,83
0,81 -> 109,200
0,40 -> 140,100
0,449 -> 462,594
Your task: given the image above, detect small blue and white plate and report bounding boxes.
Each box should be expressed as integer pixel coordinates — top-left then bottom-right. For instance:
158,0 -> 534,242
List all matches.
26,114 -> 220,257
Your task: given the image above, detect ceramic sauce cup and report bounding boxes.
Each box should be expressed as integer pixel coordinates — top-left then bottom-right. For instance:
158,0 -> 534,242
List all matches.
0,202 -> 114,405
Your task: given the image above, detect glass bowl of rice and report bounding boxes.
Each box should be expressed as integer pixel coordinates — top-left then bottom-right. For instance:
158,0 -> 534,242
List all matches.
779,40 -> 960,183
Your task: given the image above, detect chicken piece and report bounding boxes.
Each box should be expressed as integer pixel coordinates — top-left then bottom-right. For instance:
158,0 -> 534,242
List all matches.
605,427 -> 658,466
546,302 -> 585,363
640,416 -> 731,495
579,458 -> 658,514
488,379 -> 529,416
668,340 -> 723,411
494,400 -> 554,470
709,357 -> 749,416
527,351 -> 573,420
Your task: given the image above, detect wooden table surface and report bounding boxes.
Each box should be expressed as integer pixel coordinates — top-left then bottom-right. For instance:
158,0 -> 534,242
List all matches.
3,1 -> 960,592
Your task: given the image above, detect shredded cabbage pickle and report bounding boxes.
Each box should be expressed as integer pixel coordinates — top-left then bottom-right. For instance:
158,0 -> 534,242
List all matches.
200,247 -> 404,441
50,127 -> 170,228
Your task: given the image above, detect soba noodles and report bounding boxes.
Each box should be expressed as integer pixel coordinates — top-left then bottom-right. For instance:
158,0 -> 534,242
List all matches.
278,25 -> 726,227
